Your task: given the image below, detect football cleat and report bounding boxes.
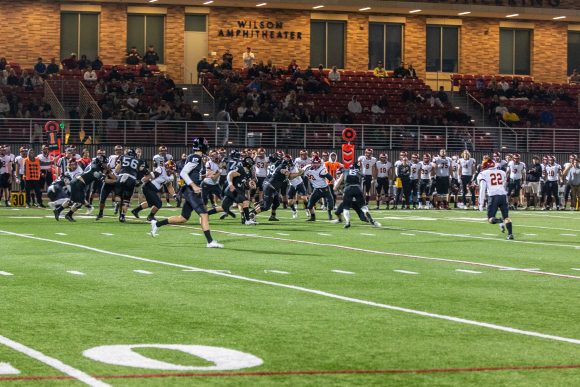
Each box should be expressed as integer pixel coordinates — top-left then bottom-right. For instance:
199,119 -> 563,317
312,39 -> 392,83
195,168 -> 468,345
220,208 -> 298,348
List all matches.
114,202 -> 119,215
306,217 -> 315,222
245,219 -> 258,226
150,220 -> 159,237
119,214 -> 126,223
219,212 -> 228,220
146,214 -> 156,222
95,214 -> 103,221
292,210 -> 298,219
65,213 -> 75,222
499,223 -> 506,233
372,221 -> 382,228
131,208 -> 140,218
166,203 -> 173,208
506,234 -> 514,240
207,240 -> 224,248
268,215 -> 279,221
331,219 -> 342,224
85,205 -> 94,215
344,222 -> 351,229
304,209 -> 310,217
53,208 -> 62,221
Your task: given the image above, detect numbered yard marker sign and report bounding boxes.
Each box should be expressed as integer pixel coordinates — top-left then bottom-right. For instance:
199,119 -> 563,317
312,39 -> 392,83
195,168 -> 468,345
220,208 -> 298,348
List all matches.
10,192 -> 25,207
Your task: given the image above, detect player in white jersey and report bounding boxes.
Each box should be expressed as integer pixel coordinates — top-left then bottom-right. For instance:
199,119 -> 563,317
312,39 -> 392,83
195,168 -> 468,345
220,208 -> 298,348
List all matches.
304,156 -> 334,221
375,153 -> 392,209
14,147 -> 28,193
0,145 -> 13,206
458,150 -> 476,208
294,149 -> 311,181
409,154 -> 421,209
432,149 -> 452,209
357,148 -> 377,205
132,160 -> 176,221
507,154 -> 526,209
478,158 -> 514,239
64,159 -> 84,181
419,154 -> 434,209
287,162 -> 308,219
562,154 -> 577,210
393,151 -> 408,208
253,148 -> 269,202
153,145 -> 174,207
543,155 -> 562,210
450,155 -> 461,208
202,151 -> 222,209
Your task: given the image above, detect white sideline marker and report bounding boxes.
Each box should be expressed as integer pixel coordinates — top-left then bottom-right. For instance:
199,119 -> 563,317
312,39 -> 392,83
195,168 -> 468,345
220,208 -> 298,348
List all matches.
481,233 -> 496,236
561,234 -> 577,237
317,233 -> 332,236
101,233 -> 114,236
394,270 -> 418,275
360,233 -> 375,236
524,233 -> 537,236
133,270 -> 153,275
401,233 -> 416,236
0,271 -> 14,276
264,270 -> 289,275
182,269 -> 231,274
67,271 -> 85,276
55,232 -> 67,236
500,267 -> 540,271
456,269 -> 482,274
0,334 -> 109,387
0,362 -> 20,375
276,233 -> 290,236
7,230 -> 580,349
331,270 -> 355,275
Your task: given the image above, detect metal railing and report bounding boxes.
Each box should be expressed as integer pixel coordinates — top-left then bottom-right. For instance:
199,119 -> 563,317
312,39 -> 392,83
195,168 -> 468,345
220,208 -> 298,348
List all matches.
1,119 -> 579,153
79,82 -> 103,121
43,82 -> 66,119
466,91 -> 486,125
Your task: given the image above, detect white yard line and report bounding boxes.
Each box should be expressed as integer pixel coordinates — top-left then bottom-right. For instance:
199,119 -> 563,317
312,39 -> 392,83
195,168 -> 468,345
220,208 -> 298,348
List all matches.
359,233 -> 375,236
394,270 -> 419,275
8,216 -> 42,219
500,268 -> 540,271
456,269 -> 482,274
166,224 -> 580,281
481,233 -> 496,236
0,271 -> 13,276
0,334 -> 109,386
264,270 -> 290,274
331,270 -> 355,275
0,362 -> 20,374
317,233 -> 332,236
182,269 -> 231,273
5,230 -> 580,349
66,271 -> 85,276
400,233 -> 416,236
55,233 -> 67,236
190,233 -> 202,236
101,233 -> 114,236
275,233 -> 290,236
133,270 -> 153,275
561,234 -> 578,237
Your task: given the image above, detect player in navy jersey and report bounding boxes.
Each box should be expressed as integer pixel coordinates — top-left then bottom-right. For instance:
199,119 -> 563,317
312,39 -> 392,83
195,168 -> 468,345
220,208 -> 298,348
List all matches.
150,138 -> 223,248
115,149 -> 145,223
333,164 -> 381,228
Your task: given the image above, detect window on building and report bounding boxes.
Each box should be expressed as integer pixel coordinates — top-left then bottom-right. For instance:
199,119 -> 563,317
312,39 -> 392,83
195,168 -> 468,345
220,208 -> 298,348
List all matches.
368,23 -> 403,70
568,31 -> 580,75
127,14 -> 165,63
60,12 -> 99,60
499,28 -> 531,75
310,20 -> 345,68
426,25 -> 458,73
185,14 -> 207,32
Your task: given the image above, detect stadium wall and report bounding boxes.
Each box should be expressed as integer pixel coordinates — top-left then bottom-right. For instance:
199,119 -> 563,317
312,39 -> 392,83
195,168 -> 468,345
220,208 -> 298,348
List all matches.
0,0 -> 573,84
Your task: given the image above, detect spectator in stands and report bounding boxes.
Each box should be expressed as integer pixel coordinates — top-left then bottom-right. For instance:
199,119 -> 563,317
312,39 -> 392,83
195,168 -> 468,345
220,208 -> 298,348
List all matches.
407,64 -> 417,78
34,58 -> 46,75
242,47 -> 255,69
340,109 -> 354,124
498,78 -> 510,95
221,49 -> 233,70
394,62 -> 406,78
435,86 -> 449,105
139,62 -> 152,78
371,99 -> 386,114
91,56 -> 103,71
126,93 -> 139,109
107,66 -> 122,81
126,47 -> 142,65
373,61 -> 387,78
0,57 -> 7,71
196,57 -> 210,83
22,71 -> 33,91
31,72 -> 43,88
540,109 -> 554,126
288,59 -> 300,75
143,45 -> 159,65
94,79 -> 108,96
6,68 -> 19,87
61,53 -> 78,70
348,96 -> 362,114
569,69 -> 580,84
0,71 -> 6,86
328,66 -> 340,82
557,87 -> 575,106
502,108 -> 520,125
83,66 -> 98,82
0,96 -> 9,117
495,101 -> 508,120
77,55 -> 90,70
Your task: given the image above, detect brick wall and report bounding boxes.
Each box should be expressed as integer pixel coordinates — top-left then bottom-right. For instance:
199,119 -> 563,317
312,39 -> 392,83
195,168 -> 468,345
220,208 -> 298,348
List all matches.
0,2 -> 571,84
207,8 -> 311,70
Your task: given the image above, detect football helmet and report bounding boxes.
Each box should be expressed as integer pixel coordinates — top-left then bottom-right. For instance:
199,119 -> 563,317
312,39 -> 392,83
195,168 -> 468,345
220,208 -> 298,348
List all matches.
482,159 -> 495,170
126,148 -> 136,157
230,150 -> 241,160
94,154 -> 107,167
311,156 -> 321,168
165,160 -> 176,172
242,156 -> 255,168
192,137 -> 209,154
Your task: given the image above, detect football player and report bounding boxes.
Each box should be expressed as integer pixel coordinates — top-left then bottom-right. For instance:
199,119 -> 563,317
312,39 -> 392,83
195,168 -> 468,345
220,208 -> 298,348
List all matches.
419,153 -> 434,209
115,148 -> 145,222
458,150 -> 476,208
450,155 -> 461,208
507,153 -> 526,209
432,149 -> 453,209
287,157 -> 309,219
375,153 -> 392,210
131,160 -> 176,221
96,145 -> 123,220
38,145 -> 54,192
409,154 -> 421,209
543,155 -> 562,210
150,137 -> 223,248
201,150 -> 222,208
253,147 -> 269,202
333,163 -> 381,229
53,155 -> 108,222
0,145 -> 13,207
478,158 -> 514,240
563,154 -> 578,210
524,156 -> 542,210
357,148 -> 377,205
303,156 -> 334,221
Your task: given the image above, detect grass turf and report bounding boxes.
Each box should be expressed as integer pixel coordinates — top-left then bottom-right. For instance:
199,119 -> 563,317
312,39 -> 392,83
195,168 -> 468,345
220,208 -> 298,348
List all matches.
0,205 -> 579,386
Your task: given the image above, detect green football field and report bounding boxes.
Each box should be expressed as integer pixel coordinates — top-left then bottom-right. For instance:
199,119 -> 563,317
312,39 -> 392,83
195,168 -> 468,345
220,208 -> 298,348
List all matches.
1,204 -> 580,386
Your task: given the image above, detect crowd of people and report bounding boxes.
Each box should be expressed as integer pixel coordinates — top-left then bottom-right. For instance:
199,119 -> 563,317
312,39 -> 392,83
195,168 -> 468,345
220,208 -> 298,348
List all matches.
2,139 -> 580,247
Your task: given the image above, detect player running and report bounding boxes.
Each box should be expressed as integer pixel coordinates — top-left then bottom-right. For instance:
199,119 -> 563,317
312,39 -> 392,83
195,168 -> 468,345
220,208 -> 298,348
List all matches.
131,160 -> 176,221
150,137 -> 223,248
477,158 -> 514,240
304,156 -> 334,221
115,149 -> 145,223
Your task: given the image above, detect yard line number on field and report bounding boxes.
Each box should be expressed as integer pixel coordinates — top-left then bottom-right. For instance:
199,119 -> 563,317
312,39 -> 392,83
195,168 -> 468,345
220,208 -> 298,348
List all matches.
6,230 -> 580,349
